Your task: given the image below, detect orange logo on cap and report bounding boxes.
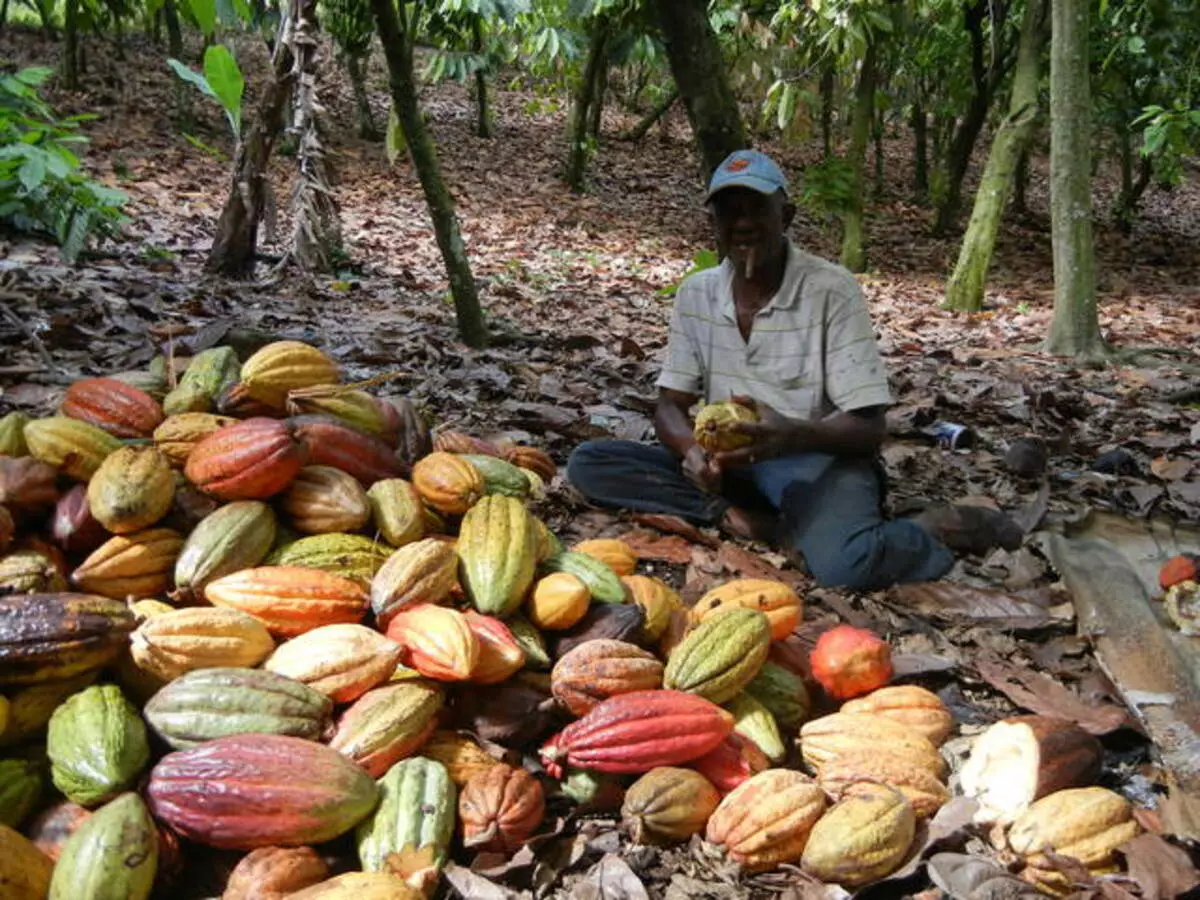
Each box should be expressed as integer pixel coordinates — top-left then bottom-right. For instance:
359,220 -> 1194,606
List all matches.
725,158 -> 751,172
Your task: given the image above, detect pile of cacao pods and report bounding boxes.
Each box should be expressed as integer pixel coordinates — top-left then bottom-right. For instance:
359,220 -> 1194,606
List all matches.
0,339 -> 1151,899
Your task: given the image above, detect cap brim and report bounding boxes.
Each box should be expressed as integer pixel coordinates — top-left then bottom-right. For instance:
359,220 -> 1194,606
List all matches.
706,174 -> 784,201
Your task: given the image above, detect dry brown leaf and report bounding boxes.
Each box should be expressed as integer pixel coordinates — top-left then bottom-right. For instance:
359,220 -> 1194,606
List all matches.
1151,456 -> 1194,482
890,582 -> 1060,629
576,853 -> 650,900
1118,833 -> 1200,900
631,513 -> 720,548
617,529 -> 695,564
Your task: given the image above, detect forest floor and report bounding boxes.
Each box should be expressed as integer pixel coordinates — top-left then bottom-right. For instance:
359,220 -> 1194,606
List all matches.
1,25 -> 1199,900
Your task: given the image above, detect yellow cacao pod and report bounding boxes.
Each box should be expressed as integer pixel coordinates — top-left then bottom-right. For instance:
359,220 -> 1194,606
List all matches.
691,579 -> 801,642
622,575 -> 681,642
71,528 -> 185,600
367,479 -> 425,548
1008,787 -> 1140,871
840,685 -> 954,746
799,713 -> 945,776
24,416 -> 122,481
152,413 -> 237,466
240,341 -> 339,408
87,446 -> 175,534
693,402 -> 758,453
801,783 -> 916,886
129,606 -> 275,682
816,748 -> 950,819
571,539 -> 638,577
705,769 -> 827,871
420,730 -> 502,787
527,573 -> 591,630
282,466 -> 372,535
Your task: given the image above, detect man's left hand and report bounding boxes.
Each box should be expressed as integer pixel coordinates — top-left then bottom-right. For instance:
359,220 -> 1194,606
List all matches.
713,396 -> 804,468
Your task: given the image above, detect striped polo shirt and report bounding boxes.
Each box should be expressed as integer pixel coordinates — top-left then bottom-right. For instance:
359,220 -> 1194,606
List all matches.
656,240 -> 893,420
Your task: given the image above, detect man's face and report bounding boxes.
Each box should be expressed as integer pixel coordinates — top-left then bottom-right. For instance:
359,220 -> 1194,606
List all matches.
707,187 -> 794,278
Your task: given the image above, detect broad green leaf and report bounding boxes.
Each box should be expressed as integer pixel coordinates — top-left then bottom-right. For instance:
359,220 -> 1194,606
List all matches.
204,45 -> 245,136
386,105 -> 408,164
188,0 -> 217,35
18,152 -> 47,192
167,58 -> 219,102
777,82 -> 798,131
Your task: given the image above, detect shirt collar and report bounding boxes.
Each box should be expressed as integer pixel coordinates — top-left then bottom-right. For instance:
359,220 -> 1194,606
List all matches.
715,240 -> 802,320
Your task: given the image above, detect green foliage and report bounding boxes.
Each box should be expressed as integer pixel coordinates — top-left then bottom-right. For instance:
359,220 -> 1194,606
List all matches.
323,0 -> 375,61
657,248 -> 720,297
798,156 -> 858,218
168,45 -> 245,137
0,67 -> 126,262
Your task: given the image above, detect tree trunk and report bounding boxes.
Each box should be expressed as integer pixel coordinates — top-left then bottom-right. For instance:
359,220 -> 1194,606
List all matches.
820,62 -> 835,159
1112,123 -> 1152,231
565,19 -> 610,193
589,59 -> 608,140
471,18 -> 492,139
873,103 -> 885,197
163,0 -> 191,129
944,0 -> 1047,312
840,40 -> 877,273
650,0 -> 747,179
1013,149 -> 1030,215
206,0 -> 301,276
346,55 -> 379,140
619,87 -> 679,141
63,0 -> 79,89
371,0 -> 487,348
912,97 -> 928,200
1045,0 -> 1105,357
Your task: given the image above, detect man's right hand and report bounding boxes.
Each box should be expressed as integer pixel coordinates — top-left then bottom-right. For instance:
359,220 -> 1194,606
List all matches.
682,444 -> 722,494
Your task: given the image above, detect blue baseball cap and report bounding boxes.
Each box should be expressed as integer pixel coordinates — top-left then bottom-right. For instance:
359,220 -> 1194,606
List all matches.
706,149 -> 789,201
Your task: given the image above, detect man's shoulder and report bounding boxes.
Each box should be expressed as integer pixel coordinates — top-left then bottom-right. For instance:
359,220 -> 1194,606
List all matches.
788,247 -> 862,301
673,261 -> 727,315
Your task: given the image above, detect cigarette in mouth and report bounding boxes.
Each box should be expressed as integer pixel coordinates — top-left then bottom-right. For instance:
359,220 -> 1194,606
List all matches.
744,247 -> 756,281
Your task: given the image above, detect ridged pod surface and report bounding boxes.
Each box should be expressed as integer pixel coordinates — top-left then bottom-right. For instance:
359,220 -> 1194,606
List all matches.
241,341 -> 340,407
459,762 -> 545,853
24,417 -> 122,481
152,412 -> 237,466
129,606 -> 275,682
185,417 -> 306,500
458,454 -> 531,498
385,604 -> 479,681
0,594 -> 135,687
726,693 -> 785,763
48,793 -> 158,900
551,639 -> 664,716
205,566 -> 368,637
147,734 -> 378,849
744,661 -> 811,732
367,478 -> 425,548
663,608 -> 771,704
411,452 -> 484,515
840,685 -> 954,746
0,455 -> 59,512
1008,787 -> 1140,870
288,873 -> 422,900
289,416 -> 405,486
144,667 -> 334,749
0,411 -> 30,456
457,495 -> 538,617
282,465 -> 372,534
622,575 -> 680,642
527,573 -> 591,631
706,769 -> 827,872
433,431 -> 503,457
816,749 -> 950,819
267,533 -> 391,588
799,713 -> 946,776
420,731 -> 501,787
465,611 -> 526,684
47,684 -> 149,807
0,758 -> 42,828
86,447 -> 176,534
173,501 -> 277,601
71,528 -> 184,600
329,681 -> 443,777
60,377 -> 164,439
503,445 -> 556,482
357,756 -> 456,876
800,783 -> 916,885
691,580 -> 801,642
571,539 -> 637,577
264,623 -> 402,703
540,550 -> 629,604
162,347 -> 240,415
0,673 -> 98,747
222,847 -> 330,900
621,767 -> 720,845
539,690 -> 733,778
690,733 -> 771,795
286,387 -> 390,438
0,549 -> 66,593
370,538 -> 459,628
0,821 -> 54,900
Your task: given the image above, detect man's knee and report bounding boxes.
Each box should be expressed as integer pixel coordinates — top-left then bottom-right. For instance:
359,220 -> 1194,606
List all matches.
803,542 -> 883,591
566,440 -> 618,483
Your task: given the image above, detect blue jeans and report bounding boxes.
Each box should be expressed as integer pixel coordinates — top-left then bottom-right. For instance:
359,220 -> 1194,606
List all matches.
566,440 -> 953,591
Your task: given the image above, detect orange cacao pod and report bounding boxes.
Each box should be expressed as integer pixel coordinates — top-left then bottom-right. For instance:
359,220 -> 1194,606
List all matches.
433,430 -> 503,457
60,377 -> 164,438
185,418 -> 306,501
263,623 -> 402,703
800,783 -> 916,885
411,452 -> 484,515
282,466 -> 372,535
809,624 -> 893,700
551,639 -> 664,716
240,341 -> 340,408
840,685 -> 954,746
527,573 -> 590,631
0,455 -> 59,514
690,732 -> 771,794
86,446 -> 176,534
503,445 -> 555,482
459,763 -> 545,853
370,538 -> 459,629
222,846 -> 331,900
152,413 -> 236,467
420,731 -> 501,787
205,566 -> 368,637
622,767 -> 720,845
465,611 -> 526,684
692,579 -> 801,642
70,527 -> 184,599
571,538 -> 637,577
706,769 -> 827,871
385,604 -> 479,681
289,416 -> 404,486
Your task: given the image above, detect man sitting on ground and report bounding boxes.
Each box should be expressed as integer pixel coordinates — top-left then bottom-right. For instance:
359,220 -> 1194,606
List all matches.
566,149 -> 1016,590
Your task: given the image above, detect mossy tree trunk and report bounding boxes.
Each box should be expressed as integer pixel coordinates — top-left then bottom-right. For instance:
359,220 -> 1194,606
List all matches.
840,39 -> 877,273
565,18 -> 610,192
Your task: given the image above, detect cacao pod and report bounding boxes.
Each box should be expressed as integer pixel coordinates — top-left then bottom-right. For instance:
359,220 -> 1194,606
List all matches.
465,611 -> 526,684
174,500 -> 278,601
841,684 -> 954,746
664,608 -> 771,704
454,678 -> 562,749
801,783 -> 916,885
0,672 -> 97,747
385,604 -> 479,681
381,396 -> 431,465
0,594 -> 134,686
411,452 -> 484,515
809,625 -> 893,700
559,768 -> 627,812
706,769 -> 827,871
357,756 -> 456,883
817,748 -> 950,820
572,538 -> 637,577
26,800 -> 90,861
153,412 -> 237,466
264,623 -> 402,703
528,572 -> 591,631
1160,553 -> 1200,590
329,680 -> 444,777
691,732 -> 771,794
241,341 -> 339,408
206,566 -> 368,637
551,638 -> 663,716
267,533 -> 390,588
60,377 -> 163,439
692,579 -> 801,642
367,478 -> 425,548
51,484 -> 108,557
144,667 -> 334,750
287,386 -> 390,438
459,453 -> 531,498
1008,786 -> 1140,879
148,734 -> 379,849
186,418 -> 306,501
503,445 -> 555,482
693,402 -> 757,453
71,527 -> 184,600
506,614 -> 551,669
288,873 -> 422,900
726,693 -> 785,763
24,416 -> 122,481
459,762 -> 545,853
622,575 -> 680,642
541,550 -> 628,604
744,661 -> 811,732
539,689 -> 733,778
222,846 -> 330,900
47,683 -> 149,807
163,347 -> 240,415
370,538 -> 458,628
48,793 -> 157,900
433,430 -> 502,456
622,767 -> 719,845
457,494 -> 538,617
420,731 -> 501,787
551,602 -> 646,659
0,455 -> 58,513
217,381 -> 281,418
0,548 -> 67,593
800,712 -> 945,776
130,606 -> 275,682
289,415 -> 405,486
0,412 -> 30,456
282,465 -> 372,534
0,821 -> 53,900
108,368 -> 169,399
0,757 -> 42,827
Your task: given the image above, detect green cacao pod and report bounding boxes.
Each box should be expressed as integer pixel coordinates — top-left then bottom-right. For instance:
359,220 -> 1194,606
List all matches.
163,347 -> 240,415
663,608 -> 771,705
0,758 -> 42,827
0,412 -> 30,456
506,614 -> 552,669
357,756 -> 456,876
0,672 -> 97,747
48,793 -> 157,900
540,550 -> 629,604
459,454 -> 531,498
173,500 -> 278,602
366,478 -> 425,548
144,667 -> 334,750
744,661 -> 811,731
0,549 -> 66,594
267,533 -> 391,588
47,684 -> 150,807
457,495 -> 538,617
726,693 -> 786,763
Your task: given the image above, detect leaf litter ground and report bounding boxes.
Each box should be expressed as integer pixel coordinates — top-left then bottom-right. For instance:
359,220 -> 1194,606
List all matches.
1,28 -> 1198,899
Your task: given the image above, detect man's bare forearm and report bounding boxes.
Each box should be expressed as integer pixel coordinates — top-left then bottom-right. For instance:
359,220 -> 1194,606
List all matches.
654,391 -> 699,457
784,408 -> 886,457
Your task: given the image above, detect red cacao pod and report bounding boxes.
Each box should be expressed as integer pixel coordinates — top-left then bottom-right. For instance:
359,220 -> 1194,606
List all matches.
290,415 -> 404,486
185,418 -> 306,501
809,625 -> 893,700
60,377 -> 164,439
